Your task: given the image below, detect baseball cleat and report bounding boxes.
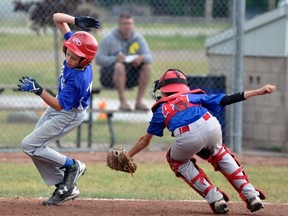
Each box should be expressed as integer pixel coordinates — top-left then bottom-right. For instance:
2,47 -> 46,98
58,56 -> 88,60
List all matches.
211,198 -> 229,214
247,196 -> 264,212
63,159 -> 86,187
42,185 -> 80,206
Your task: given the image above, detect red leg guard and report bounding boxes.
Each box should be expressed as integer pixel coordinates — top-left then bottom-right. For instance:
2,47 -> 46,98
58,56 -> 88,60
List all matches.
166,148 -> 229,202
208,145 -> 266,202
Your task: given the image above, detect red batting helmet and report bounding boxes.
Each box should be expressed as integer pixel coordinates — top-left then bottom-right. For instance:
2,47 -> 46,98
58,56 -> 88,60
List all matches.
63,31 -> 98,67
158,69 -> 189,93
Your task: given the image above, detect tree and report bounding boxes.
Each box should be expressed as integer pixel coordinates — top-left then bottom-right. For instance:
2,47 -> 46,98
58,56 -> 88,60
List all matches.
13,0 -> 99,35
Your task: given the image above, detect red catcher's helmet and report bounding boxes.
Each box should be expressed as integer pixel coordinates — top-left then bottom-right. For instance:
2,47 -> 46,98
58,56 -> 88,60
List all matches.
63,31 -> 98,67
158,69 -> 189,93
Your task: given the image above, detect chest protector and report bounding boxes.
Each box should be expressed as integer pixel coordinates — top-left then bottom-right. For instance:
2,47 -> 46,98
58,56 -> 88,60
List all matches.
151,89 -> 205,127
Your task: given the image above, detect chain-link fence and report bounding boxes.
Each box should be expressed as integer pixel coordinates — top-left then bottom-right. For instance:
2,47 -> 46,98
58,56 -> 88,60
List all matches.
0,0 -> 277,151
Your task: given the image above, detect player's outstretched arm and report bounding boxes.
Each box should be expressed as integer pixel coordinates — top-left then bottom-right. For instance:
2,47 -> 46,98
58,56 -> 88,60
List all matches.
126,133 -> 153,159
106,133 -> 152,175
244,84 -> 276,99
220,84 -> 276,106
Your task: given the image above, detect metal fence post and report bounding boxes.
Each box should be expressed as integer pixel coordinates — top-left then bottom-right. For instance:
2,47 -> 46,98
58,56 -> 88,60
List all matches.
232,0 -> 245,154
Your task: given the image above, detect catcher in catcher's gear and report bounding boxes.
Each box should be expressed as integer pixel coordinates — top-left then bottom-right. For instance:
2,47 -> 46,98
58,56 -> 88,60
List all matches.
107,69 -> 276,214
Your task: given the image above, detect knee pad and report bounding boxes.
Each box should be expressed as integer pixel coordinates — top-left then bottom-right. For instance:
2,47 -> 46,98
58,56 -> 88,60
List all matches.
208,145 -> 266,202
208,145 -> 231,171
166,148 -> 186,177
166,148 -> 229,201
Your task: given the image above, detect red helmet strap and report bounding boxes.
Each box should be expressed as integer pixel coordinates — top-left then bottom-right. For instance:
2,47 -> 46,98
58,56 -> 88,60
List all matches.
79,57 -> 86,65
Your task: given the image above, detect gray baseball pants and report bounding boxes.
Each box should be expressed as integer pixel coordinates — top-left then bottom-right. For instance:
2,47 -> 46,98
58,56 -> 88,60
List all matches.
170,114 -> 259,203
21,107 -> 86,186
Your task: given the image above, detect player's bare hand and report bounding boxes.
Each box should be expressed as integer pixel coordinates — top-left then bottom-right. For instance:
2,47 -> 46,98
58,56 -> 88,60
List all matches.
259,84 -> 276,95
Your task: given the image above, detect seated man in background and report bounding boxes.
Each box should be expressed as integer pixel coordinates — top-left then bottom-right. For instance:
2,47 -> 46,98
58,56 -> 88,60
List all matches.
95,13 -> 153,111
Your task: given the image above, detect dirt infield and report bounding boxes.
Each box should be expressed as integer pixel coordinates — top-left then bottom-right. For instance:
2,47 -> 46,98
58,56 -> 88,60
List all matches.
1,151 -> 288,216
0,197 -> 287,216
1,150 -> 288,166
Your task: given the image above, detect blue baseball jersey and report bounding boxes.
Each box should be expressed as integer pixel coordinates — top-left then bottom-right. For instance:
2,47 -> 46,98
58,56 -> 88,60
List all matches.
147,93 -> 226,137
57,32 -> 93,111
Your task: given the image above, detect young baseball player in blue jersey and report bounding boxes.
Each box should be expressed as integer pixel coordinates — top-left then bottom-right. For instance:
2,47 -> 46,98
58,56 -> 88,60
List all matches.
123,69 -> 276,214
17,13 -> 100,205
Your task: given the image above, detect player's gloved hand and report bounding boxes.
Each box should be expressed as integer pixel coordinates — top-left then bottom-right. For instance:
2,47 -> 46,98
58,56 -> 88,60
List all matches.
75,16 -> 100,31
18,76 -> 43,96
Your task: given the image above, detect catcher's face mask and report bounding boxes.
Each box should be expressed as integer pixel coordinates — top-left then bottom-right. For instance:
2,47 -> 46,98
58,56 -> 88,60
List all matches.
150,79 -> 162,101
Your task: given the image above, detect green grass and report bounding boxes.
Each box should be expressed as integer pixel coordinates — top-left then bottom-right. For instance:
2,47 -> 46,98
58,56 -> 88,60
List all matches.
1,20 -> 228,30
0,33 -> 56,51
2,61 -> 58,85
0,162 -> 287,203
0,20 -> 228,52
0,123 -> 35,148
0,59 -> 208,87
0,33 -> 205,51
103,21 -> 228,30
145,35 -> 206,51
0,119 -> 174,149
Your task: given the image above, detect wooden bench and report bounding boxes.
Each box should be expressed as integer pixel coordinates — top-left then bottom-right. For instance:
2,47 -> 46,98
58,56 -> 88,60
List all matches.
77,108 -> 116,149
76,87 -> 148,148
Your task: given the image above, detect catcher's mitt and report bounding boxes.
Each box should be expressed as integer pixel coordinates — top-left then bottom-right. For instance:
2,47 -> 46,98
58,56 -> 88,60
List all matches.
106,148 -> 137,176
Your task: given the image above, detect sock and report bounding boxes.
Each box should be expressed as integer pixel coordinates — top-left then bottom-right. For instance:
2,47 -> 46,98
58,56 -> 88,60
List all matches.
63,157 -> 75,168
